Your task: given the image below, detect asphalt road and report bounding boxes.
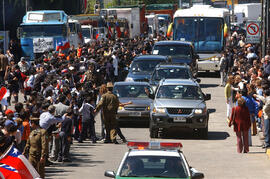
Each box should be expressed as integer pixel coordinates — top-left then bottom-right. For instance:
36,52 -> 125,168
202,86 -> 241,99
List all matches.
45,74 -> 270,179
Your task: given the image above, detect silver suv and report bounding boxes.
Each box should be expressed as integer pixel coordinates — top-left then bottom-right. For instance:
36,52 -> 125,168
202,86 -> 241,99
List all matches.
149,79 -> 211,139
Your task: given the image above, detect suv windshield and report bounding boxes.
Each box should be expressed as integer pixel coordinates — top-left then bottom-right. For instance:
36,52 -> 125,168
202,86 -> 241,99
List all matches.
130,60 -> 164,74
157,85 -> 203,100
152,68 -> 191,81
153,45 -> 192,58
120,156 -> 188,178
114,85 -> 153,98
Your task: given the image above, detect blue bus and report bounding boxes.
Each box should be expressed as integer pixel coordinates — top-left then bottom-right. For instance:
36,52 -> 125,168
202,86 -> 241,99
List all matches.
18,10 -> 72,60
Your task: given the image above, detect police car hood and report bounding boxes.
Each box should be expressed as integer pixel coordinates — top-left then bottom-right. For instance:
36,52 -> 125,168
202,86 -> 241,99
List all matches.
154,98 -> 205,108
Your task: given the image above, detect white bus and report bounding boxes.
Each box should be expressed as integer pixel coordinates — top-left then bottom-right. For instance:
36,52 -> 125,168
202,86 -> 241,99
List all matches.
172,5 -> 230,72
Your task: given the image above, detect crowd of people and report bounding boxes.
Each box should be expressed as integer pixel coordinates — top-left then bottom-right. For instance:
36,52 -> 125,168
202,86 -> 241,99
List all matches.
222,31 -> 270,154
0,35 -> 162,178
0,27 -> 270,177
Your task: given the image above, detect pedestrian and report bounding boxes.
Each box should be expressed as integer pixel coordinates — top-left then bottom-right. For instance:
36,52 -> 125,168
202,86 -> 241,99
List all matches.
219,51 -> 228,87
95,82 -> 131,144
225,76 -> 234,123
58,108 -> 73,162
229,97 -> 251,153
0,48 -> 8,85
78,97 -> 97,143
23,117 -> 48,178
97,84 -> 107,140
254,89 -> 270,149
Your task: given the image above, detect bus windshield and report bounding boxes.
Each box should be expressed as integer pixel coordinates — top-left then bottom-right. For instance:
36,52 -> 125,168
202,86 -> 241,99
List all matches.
82,28 -> 91,38
173,17 -> 224,53
21,24 -> 67,38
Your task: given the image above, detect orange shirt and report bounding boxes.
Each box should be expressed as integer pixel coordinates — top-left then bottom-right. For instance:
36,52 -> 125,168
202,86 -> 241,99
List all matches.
21,121 -> 30,141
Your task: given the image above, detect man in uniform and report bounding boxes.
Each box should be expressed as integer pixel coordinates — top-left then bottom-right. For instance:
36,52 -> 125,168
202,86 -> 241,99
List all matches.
95,82 -> 131,144
23,117 -> 48,178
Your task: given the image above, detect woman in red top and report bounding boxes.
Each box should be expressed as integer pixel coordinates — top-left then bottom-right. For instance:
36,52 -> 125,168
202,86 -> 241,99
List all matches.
229,97 -> 251,153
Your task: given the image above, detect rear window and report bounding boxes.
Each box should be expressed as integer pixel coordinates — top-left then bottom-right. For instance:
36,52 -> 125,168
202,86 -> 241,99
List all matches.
153,44 -> 192,58
130,60 -> 164,74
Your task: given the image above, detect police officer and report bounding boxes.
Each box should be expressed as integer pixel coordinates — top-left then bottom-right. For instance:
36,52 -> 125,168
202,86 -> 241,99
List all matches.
95,82 -> 131,144
23,117 -> 48,178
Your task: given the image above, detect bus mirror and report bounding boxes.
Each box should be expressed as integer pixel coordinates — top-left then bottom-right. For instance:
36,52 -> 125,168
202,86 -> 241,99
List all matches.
17,27 -> 22,39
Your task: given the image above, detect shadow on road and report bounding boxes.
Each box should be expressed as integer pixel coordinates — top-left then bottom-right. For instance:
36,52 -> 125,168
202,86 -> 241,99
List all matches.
208,108 -> 216,113
160,130 -> 230,140
45,141 -> 105,179
200,84 -> 219,88
119,122 -> 149,128
198,72 -> 220,78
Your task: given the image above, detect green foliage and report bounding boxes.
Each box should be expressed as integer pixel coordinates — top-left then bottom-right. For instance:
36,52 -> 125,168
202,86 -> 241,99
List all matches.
144,0 -> 178,4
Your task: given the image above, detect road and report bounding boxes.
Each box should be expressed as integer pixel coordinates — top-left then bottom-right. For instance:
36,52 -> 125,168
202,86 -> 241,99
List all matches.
46,75 -> 270,179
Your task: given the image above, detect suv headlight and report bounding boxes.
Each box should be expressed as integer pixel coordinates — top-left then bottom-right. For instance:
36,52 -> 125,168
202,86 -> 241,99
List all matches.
118,106 -> 124,111
153,107 -> 166,114
194,108 -> 206,114
125,77 -> 134,82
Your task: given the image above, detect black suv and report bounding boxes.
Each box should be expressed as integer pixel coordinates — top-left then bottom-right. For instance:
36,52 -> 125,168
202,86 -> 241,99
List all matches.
152,41 -> 199,77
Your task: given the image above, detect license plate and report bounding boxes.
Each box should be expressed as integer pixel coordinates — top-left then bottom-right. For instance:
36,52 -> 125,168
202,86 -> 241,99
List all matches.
173,117 -> 186,122
129,112 -> 141,117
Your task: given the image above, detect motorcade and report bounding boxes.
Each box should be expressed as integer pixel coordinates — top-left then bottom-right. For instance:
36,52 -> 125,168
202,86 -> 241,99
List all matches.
150,79 -> 211,139
152,41 -> 198,77
125,55 -> 168,82
114,82 -> 154,124
17,10 -> 82,60
104,141 -> 204,179
149,63 -> 197,90
171,5 -> 230,72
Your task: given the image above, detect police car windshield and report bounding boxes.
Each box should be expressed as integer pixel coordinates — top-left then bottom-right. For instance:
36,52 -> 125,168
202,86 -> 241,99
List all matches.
156,85 -> 203,100
152,68 -> 190,81
120,155 -> 188,178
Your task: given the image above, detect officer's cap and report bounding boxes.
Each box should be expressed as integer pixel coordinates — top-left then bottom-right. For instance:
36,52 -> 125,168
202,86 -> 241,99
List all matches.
107,82 -> 114,88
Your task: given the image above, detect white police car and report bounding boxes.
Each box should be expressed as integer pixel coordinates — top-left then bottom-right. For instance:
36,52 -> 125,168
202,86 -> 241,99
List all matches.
105,141 -> 204,179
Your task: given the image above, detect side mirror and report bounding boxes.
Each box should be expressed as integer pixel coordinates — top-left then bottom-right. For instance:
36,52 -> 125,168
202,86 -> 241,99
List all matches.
196,79 -> 201,83
190,167 -> 204,179
17,27 -> 22,39
194,54 -> 199,59
144,77 -> 149,82
192,172 -> 204,179
104,171 -> 115,178
204,94 -> 211,101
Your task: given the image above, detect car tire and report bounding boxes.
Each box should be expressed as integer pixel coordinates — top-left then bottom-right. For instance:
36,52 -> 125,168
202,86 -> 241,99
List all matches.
150,128 -> 158,138
199,125 -> 208,139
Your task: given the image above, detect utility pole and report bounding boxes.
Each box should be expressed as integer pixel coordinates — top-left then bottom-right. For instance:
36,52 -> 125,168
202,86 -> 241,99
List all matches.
2,0 -> 5,52
231,0 -> 235,23
179,0 -> 182,9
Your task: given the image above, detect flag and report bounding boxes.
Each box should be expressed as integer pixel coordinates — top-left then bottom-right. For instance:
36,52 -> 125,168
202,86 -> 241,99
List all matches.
95,31 -> 99,40
0,87 -> 7,102
108,23 -> 113,39
115,22 -> 121,38
56,40 -> 70,51
80,75 -> 86,84
0,145 -> 40,179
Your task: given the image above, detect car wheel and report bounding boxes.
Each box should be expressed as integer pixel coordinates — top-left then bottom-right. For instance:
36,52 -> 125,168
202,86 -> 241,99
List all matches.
150,128 -> 158,138
199,125 -> 208,139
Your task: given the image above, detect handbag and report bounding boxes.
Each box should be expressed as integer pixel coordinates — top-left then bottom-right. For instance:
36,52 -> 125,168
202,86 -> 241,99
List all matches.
229,107 -> 237,128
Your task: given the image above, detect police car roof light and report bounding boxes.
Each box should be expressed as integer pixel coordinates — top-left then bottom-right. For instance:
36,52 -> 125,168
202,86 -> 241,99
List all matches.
127,141 -> 183,150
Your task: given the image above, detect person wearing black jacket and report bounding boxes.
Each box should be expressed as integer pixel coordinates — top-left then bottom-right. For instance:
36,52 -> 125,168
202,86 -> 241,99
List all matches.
58,108 -> 73,162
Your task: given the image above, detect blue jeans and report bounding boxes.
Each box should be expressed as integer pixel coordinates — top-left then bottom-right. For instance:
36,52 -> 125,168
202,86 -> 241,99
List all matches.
264,119 -> 270,147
